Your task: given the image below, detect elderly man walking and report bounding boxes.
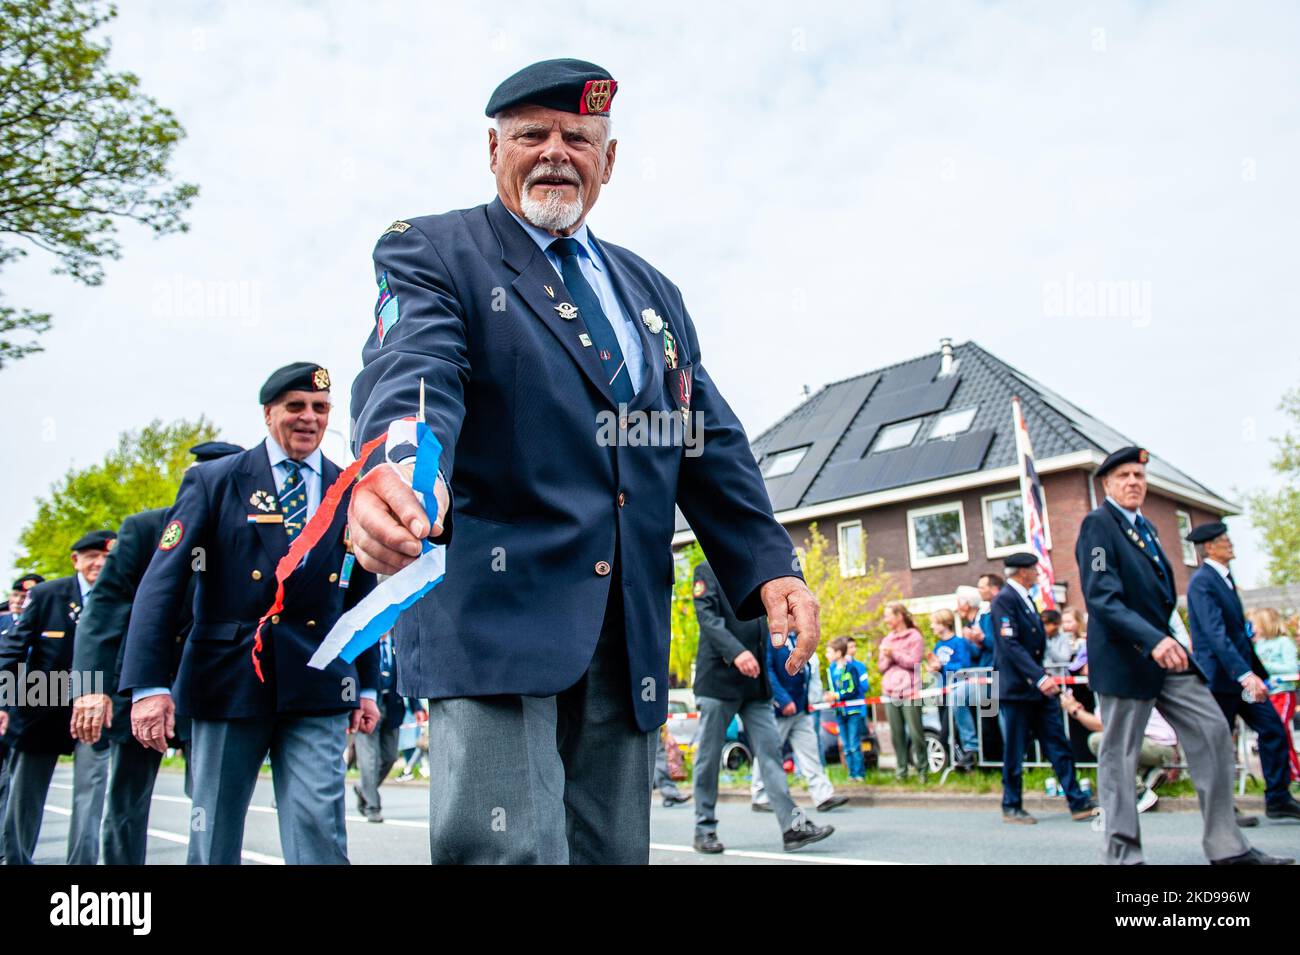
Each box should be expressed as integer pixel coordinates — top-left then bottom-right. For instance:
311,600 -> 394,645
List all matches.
1076,446 -> 1290,865
347,59 -> 822,864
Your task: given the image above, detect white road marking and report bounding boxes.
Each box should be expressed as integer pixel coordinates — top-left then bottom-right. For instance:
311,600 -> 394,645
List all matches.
649,841 -> 902,865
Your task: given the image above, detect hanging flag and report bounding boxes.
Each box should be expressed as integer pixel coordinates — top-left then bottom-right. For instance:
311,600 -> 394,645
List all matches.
1011,396 -> 1057,610
307,418 -> 445,669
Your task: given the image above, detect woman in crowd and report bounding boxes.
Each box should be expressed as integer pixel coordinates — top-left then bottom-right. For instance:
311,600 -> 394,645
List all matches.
1249,607 -> 1299,781
1061,607 -> 1087,658
878,602 -> 927,781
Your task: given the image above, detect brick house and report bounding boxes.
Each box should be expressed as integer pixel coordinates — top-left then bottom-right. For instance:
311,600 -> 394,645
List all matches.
673,340 -> 1234,612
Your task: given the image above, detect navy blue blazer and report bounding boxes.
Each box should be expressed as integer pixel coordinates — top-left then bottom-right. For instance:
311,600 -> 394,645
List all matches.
1187,563 -> 1268,696
990,584 -> 1050,702
119,444 -> 379,719
1075,501 -> 1204,699
0,575 -> 82,754
350,198 -> 797,731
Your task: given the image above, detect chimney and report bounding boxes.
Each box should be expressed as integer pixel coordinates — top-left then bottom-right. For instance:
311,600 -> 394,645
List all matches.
939,337 -> 954,376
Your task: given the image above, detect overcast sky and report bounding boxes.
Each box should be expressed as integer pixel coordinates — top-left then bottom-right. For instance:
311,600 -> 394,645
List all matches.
2,0 -> 1297,586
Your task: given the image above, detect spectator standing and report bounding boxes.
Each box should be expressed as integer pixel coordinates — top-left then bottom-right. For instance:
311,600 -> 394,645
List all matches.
1249,608 -> 1300,781
1061,608 -> 1087,660
1042,610 -> 1073,667
927,609 -> 978,768
825,637 -> 870,781
878,603 -> 927,782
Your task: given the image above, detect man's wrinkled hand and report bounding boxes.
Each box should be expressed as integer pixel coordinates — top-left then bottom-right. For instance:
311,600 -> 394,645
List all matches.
131,694 -> 175,753
1151,637 -> 1189,672
761,576 -> 821,676
351,697 -> 381,734
1241,673 -> 1269,704
348,463 -> 449,575
71,693 -> 113,745
733,650 -> 761,678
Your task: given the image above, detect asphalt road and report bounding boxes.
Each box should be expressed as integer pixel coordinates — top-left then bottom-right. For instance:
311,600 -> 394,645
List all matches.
32,765 -> 1300,865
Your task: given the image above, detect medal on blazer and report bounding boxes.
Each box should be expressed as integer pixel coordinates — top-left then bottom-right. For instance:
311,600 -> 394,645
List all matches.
663,329 -> 679,369
250,490 -> 277,512
554,302 -> 578,320
676,367 -> 693,422
543,285 -> 555,299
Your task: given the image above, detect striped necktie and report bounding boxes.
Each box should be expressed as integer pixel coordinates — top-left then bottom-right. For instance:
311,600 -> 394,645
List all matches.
1135,514 -> 1163,567
278,460 -> 308,539
549,237 -> 634,404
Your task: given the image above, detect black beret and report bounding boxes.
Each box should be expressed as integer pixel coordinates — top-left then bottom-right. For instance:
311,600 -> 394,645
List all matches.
486,58 -> 617,118
71,529 -> 116,553
1003,552 -> 1039,569
189,440 -> 244,462
12,573 -> 43,592
259,362 -> 330,405
1098,446 -> 1149,478
1186,521 -> 1228,544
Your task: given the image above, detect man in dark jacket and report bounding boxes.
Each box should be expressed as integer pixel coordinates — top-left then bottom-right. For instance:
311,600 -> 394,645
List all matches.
0,530 -> 115,864
1076,446 -> 1287,865
1185,521 -> 1300,821
690,561 -> 833,854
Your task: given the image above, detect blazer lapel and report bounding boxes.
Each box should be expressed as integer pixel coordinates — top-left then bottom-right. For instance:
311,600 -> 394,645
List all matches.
487,199 -> 618,407
234,447 -> 289,566
1104,501 -> 1168,581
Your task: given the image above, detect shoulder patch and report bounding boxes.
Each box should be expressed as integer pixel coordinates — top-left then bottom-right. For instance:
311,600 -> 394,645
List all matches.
381,220 -> 411,238
375,270 -> 400,344
693,578 -> 706,598
158,520 -> 184,551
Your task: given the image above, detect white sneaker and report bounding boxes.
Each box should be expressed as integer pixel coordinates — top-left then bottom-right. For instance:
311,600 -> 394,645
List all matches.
1136,786 -> 1158,814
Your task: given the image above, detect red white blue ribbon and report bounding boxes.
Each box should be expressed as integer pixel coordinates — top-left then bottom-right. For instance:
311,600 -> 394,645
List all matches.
307,419 -> 445,669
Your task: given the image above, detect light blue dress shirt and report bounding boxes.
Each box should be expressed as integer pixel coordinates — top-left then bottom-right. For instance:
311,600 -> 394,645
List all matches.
1105,495 -> 1142,527
507,210 -> 645,393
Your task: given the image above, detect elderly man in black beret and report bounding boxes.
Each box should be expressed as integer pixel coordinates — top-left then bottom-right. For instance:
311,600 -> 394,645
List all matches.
1076,446 -> 1290,865
120,363 -> 380,865
348,58 -> 820,863
0,529 -> 115,864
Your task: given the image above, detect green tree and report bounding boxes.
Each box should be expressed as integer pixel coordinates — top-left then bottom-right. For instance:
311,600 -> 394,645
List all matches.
1247,387 -> 1300,584
0,0 -> 198,367
795,522 -> 899,691
669,541 -> 704,684
14,417 -> 217,577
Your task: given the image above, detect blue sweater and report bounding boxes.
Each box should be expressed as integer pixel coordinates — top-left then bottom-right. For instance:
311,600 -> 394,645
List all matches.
766,639 -> 810,713
933,634 -> 974,681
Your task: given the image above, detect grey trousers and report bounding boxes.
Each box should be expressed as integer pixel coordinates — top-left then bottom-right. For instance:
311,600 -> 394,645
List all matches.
1097,673 -> 1250,865
695,696 -> 799,837
101,740 -> 164,865
354,723 -> 400,813
752,710 -> 835,806
886,700 -> 927,778
188,713 -> 350,865
425,612 -> 653,865
66,741 -> 110,864
2,750 -> 58,864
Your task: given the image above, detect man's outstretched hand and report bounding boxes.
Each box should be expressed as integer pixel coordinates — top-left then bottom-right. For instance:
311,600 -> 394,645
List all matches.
761,576 -> 821,675
349,463 -> 449,575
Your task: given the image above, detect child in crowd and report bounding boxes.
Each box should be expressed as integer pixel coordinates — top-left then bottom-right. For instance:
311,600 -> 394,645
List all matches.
927,609 -> 978,766
824,636 -> 870,780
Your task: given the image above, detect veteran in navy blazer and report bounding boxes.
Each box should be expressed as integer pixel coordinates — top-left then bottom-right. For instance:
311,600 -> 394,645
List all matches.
346,59 -> 819,864
1075,447 -> 1285,865
120,364 -> 380,865
991,553 -> 1094,824
1185,522 -> 1300,820
0,530 -> 115,864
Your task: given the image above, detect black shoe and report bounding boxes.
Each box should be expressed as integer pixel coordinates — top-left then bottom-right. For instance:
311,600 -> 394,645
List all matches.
751,801 -> 774,813
1071,800 -> 1100,822
955,751 -> 976,769
693,833 -> 724,854
1211,847 -> 1294,865
352,784 -> 367,814
1003,807 -> 1037,825
783,820 -> 834,852
1265,797 -> 1300,821
661,793 -> 691,808
1236,807 -> 1261,828
816,795 -> 850,812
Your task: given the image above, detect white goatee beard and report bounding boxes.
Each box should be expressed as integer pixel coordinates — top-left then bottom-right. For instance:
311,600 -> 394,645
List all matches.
520,186 -> 584,232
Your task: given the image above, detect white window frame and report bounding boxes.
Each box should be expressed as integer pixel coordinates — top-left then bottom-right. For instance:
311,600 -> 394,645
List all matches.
1175,510 -> 1197,567
906,500 -> 969,569
837,520 -> 866,578
981,489 -> 1053,559
871,419 -> 922,454
762,445 -> 809,477
929,406 -> 978,441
